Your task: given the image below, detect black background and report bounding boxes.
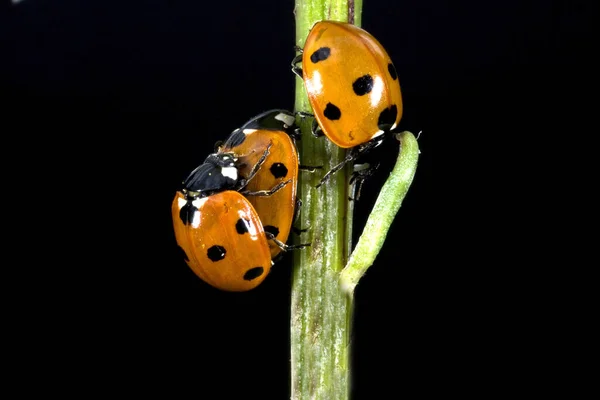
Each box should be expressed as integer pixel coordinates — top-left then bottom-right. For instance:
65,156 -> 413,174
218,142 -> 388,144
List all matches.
2,0 -> 593,397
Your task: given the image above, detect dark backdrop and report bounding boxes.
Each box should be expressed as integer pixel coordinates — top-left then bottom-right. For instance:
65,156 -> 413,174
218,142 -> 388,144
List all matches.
2,0 -> 592,397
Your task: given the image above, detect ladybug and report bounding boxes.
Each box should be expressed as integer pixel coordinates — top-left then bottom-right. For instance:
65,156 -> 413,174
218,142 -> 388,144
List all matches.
172,150 -> 285,292
172,189 -> 272,292
173,120 -> 309,291
292,20 -> 403,186
218,109 -> 302,259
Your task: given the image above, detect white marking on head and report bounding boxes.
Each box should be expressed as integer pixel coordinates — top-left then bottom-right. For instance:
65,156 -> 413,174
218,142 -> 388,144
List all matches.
221,166 -> 238,181
275,112 -> 296,128
243,128 -> 258,135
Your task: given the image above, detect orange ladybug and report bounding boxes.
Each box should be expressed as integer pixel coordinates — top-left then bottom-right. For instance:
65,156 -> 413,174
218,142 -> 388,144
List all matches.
173,120 -> 309,291
218,109 -> 300,259
172,151 -> 278,291
292,21 -> 403,185
172,189 -> 272,292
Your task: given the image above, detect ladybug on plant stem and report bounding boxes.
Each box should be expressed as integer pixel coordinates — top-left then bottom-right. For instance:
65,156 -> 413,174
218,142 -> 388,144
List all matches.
217,109 -> 304,259
172,139 -> 307,292
292,20 -> 403,187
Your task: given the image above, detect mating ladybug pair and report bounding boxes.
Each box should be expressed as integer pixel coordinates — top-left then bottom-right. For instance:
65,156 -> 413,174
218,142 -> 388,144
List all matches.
172,21 -> 403,291
172,110 -> 307,291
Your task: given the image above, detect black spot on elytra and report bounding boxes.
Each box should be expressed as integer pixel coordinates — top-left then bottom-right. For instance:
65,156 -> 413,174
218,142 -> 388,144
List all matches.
207,245 -> 226,262
310,47 -> 330,63
377,105 -> 398,131
270,163 -> 288,179
352,74 -> 374,96
179,201 -> 198,225
324,103 -> 341,121
388,63 -> 398,80
177,245 -> 189,262
264,225 -> 280,238
236,218 -> 250,234
244,267 -> 264,281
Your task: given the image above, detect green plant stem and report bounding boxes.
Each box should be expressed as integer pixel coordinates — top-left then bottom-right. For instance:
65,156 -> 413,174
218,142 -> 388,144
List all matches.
339,131 -> 420,294
291,1 -> 361,399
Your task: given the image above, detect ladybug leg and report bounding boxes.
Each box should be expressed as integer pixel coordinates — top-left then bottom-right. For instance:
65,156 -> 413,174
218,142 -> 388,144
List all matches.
294,112 -> 323,138
271,252 -> 285,264
293,198 -> 302,222
299,165 -> 323,172
247,141 -> 273,178
315,149 -> 358,189
311,119 -> 324,138
290,127 -> 302,141
295,111 -> 314,119
316,138 -> 382,189
266,232 -> 311,252
294,112 -> 326,171
349,163 -> 380,201
241,178 -> 292,197
291,53 -> 303,78
291,197 -> 309,234
292,226 -> 309,235
237,141 -> 273,190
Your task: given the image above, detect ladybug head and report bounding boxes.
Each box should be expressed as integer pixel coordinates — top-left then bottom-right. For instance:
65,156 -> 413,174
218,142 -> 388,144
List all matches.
182,153 -> 239,197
